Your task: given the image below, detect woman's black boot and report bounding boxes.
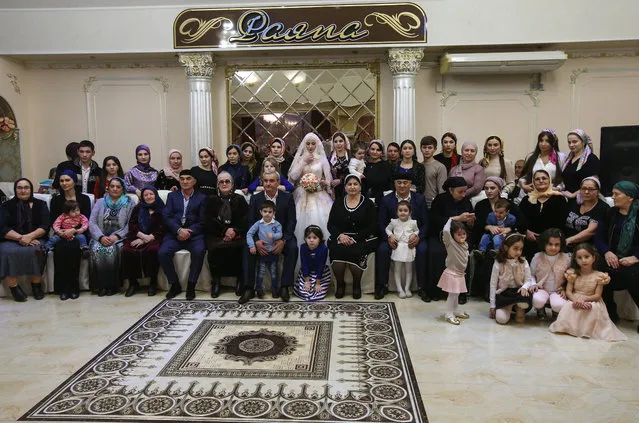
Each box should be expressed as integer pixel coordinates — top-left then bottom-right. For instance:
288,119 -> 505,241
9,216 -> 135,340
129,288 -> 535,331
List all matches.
335,281 -> 345,299
147,278 -> 157,296
10,286 -> 27,302
353,281 -> 362,300
31,283 -> 45,300
125,279 -> 139,297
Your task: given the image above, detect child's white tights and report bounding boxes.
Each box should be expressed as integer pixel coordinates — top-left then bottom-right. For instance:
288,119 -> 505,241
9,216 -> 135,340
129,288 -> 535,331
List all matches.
393,261 -> 413,298
444,293 -> 459,318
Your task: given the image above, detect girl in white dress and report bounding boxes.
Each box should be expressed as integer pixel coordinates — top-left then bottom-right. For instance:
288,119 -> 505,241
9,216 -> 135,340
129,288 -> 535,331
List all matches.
288,133 -> 334,251
385,200 -> 419,298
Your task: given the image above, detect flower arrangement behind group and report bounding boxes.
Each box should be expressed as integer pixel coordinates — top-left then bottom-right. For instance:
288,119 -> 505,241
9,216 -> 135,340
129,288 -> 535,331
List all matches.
301,172 -> 320,193
0,117 -> 16,132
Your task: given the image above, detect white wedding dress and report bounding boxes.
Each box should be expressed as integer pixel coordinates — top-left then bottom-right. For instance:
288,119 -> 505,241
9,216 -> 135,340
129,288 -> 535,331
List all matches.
289,134 -> 334,250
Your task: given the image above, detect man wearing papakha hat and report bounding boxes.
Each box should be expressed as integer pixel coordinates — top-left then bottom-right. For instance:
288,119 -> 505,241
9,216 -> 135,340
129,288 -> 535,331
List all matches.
375,172 -> 429,301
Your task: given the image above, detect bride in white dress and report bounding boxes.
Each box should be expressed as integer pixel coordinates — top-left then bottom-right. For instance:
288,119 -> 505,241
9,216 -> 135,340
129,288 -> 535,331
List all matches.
288,133 -> 334,248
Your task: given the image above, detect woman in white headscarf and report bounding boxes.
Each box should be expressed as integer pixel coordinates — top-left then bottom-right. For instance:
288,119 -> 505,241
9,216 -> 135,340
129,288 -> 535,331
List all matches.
289,133 -> 334,249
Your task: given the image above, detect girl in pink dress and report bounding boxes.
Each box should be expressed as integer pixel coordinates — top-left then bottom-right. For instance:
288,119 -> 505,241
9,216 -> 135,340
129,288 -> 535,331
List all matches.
549,243 -> 627,341
437,218 -> 470,325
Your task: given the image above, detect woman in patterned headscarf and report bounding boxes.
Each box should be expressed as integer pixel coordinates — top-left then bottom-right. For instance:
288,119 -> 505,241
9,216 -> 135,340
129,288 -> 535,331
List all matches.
561,129 -> 600,198
594,180 -> 639,331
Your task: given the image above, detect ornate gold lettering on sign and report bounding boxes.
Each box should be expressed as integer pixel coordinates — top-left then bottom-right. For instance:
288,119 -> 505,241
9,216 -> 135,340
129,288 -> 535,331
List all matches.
364,12 -> 422,38
174,3 -> 427,49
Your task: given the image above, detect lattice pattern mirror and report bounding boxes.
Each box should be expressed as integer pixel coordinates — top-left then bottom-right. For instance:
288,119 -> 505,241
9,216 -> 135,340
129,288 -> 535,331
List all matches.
228,64 -> 379,155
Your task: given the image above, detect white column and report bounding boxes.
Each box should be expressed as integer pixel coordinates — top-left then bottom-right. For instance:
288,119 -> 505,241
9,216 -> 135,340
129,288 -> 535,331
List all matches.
388,48 -> 424,143
178,53 -> 216,165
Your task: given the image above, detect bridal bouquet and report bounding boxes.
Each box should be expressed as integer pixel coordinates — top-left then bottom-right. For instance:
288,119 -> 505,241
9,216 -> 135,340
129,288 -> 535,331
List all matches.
300,173 -> 320,193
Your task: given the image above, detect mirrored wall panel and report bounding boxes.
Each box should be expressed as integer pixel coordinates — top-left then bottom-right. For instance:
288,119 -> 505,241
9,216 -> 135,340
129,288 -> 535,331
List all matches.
228,64 -> 378,155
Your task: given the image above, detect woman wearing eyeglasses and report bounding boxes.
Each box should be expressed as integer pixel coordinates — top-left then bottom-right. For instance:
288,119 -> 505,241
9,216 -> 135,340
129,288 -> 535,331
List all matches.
564,177 -> 609,249
204,171 -> 249,298
519,169 -> 569,261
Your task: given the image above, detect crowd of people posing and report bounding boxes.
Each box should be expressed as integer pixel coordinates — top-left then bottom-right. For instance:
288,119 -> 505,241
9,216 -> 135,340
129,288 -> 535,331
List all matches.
0,128 -> 637,341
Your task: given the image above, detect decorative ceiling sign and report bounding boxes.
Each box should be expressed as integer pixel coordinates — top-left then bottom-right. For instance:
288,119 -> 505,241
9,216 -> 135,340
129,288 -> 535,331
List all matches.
174,3 -> 427,49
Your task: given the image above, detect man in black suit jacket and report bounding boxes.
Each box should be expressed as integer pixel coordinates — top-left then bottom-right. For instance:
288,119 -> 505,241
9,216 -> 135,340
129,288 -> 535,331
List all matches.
240,169 -> 298,303
375,173 -> 429,301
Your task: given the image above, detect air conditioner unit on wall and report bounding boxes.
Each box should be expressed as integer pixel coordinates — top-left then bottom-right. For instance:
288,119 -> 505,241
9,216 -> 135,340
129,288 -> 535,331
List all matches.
440,51 -> 568,74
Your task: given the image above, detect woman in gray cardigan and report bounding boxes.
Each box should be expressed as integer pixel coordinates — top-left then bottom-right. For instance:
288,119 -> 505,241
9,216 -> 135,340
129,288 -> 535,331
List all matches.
89,177 -> 134,296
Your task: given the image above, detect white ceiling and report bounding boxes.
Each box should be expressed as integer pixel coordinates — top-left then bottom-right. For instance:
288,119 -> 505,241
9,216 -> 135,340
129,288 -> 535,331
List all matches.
0,0 -> 289,8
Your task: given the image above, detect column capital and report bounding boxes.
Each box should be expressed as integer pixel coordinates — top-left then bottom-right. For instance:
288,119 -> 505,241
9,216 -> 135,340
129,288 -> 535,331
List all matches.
178,53 -> 216,78
387,48 -> 424,75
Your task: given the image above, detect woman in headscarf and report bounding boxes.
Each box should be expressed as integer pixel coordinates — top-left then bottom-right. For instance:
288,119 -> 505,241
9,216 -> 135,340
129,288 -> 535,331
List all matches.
125,144 -> 158,198
472,176 -> 527,300
328,131 -> 351,198
392,139 -> 426,194
240,142 -> 260,183
204,171 -> 249,297
564,176 -> 609,248
289,132 -> 334,248
155,149 -> 183,191
561,129 -> 600,198
88,177 -> 135,296
479,135 -> 516,195
449,141 -> 486,199
49,169 -> 91,300
269,137 -> 293,178
434,132 -> 460,174
190,147 -> 219,196
0,178 -> 49,302
220,144 -> 251,190
327,174 -> 378,299
97,156 -> 125,198
519,169 -> 569,261
594,181 -> 639,329
364,139 -> 392,205
427,177 -> 475,301
121,186 -> 165,297
386,142 -> 401,167
519,129 -> 567,193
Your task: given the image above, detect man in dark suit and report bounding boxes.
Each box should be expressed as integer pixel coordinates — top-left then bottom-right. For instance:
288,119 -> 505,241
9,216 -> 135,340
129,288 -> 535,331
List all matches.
239,169 -> 298,304
375,173 -> 429,301
159,169 -> 207,300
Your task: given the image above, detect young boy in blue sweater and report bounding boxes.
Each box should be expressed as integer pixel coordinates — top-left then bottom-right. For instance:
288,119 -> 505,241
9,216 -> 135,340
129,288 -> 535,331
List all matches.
247,200 -> 283,298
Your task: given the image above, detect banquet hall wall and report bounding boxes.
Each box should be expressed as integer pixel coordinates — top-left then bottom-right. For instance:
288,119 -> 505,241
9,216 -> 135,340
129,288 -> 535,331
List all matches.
3,52 -> 639,183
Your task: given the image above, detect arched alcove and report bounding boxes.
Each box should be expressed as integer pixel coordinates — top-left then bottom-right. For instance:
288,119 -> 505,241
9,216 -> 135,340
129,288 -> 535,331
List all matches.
0,96 -> 21,181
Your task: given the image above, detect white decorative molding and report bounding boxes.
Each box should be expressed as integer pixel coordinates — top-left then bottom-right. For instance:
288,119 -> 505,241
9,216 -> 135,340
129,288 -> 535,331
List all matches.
524,90 -> 541,107
84,77 -> 169,161
178,53 -> 216,78
570,68 -> 589,85
440,89 -> 458,107
6,73 -> 20,94
570,67 -> 639,128
387,48 -> 424,75
566,48 -> 639,59
154,77 -> 170,93
25,59 -> 181,70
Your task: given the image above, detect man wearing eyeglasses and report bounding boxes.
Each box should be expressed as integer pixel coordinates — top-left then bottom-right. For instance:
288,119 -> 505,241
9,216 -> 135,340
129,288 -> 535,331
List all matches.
159,169 -> 207,301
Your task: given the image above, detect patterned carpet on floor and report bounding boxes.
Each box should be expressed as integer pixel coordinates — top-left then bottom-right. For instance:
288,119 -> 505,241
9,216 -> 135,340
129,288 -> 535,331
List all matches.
20,300 -> 428,422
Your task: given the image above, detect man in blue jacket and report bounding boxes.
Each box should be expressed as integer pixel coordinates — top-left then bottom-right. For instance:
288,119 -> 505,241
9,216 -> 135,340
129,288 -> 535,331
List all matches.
240,169 -> 298,304
375,173 -> 429,301
159,169 -> 207,300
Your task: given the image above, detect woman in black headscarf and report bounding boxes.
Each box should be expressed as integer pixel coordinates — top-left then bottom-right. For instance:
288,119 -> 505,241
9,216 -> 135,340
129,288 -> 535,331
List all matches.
0,178 -> 50,302
427,177 -> 475,302
595,181 -> 639,331
204,171 -> 249,297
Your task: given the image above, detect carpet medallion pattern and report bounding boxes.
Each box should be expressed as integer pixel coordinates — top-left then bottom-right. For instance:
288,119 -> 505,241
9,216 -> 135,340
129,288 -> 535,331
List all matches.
20,300 -> 428,422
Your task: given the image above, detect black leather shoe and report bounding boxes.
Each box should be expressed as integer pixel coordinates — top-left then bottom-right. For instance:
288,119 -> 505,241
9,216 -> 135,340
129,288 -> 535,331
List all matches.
60,293 -> 68,301
352,282 -> 362,300
32,283 -> 45,300
10,286 -> 27,302
238,290 -> 254,304
186,284 -> 196,301
147,283 -> 157,296
335,282 -> 345,299
374,290 -> 384,300
106,288 -> 116,296
280,287 -> 290,302
165,283 -> 182,299
125,280 -> 138,297
418,289 -> 431,303
70,291 -> 79,300
272,289 -> 280,299
98,288 -> 107,297
211,277 -> 221,298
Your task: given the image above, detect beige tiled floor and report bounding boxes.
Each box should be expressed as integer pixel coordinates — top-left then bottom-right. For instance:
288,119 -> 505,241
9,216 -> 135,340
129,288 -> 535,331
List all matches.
1,292 -> 637,423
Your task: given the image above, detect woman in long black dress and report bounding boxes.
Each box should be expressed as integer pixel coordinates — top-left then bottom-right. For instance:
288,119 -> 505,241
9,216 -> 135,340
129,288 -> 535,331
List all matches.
328,174 -> 378,299
561,129 -> 600,198
0,178 -> 49,302
49,170 -> 91,300
519,169 -> 569,261
204,171 -> 249,297
328,131 -> 351,198
363,139 -> 392,205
